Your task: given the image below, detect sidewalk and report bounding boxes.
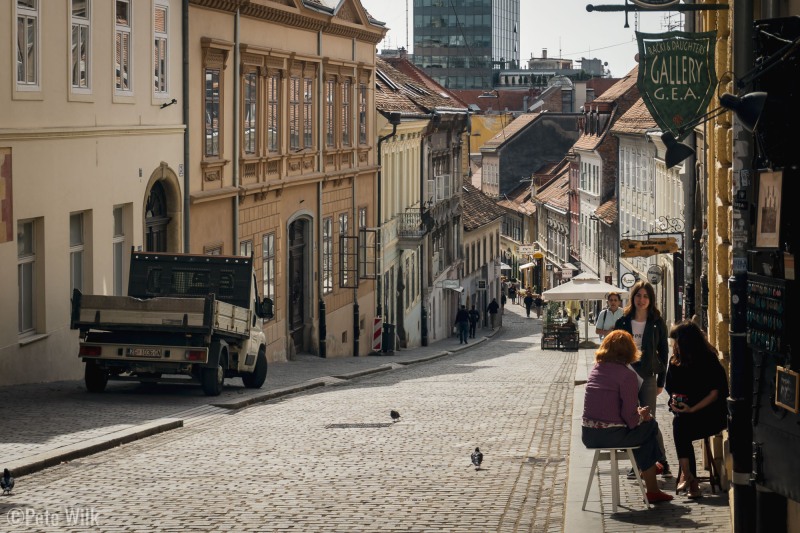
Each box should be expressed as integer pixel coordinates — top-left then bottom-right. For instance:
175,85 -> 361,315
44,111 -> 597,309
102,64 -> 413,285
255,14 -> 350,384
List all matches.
0,326 -> 497,478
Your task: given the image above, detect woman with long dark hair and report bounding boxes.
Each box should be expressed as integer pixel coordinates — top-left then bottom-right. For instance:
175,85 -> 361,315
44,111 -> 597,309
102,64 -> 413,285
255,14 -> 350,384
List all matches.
614,280 -> 672,479
666,320 -> 729,498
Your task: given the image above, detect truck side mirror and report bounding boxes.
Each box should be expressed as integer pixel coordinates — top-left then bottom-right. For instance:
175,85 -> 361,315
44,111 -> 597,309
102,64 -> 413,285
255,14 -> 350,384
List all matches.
261,297 -> 274,320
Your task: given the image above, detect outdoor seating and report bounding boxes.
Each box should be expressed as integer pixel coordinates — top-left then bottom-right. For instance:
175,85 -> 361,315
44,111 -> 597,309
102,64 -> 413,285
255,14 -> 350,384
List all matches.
582,446 -> 650,513
541,323 -> 580,351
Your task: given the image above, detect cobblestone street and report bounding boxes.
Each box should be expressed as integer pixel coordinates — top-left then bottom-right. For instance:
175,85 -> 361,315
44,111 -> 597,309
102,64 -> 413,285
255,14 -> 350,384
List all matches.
1,308 -> 580,532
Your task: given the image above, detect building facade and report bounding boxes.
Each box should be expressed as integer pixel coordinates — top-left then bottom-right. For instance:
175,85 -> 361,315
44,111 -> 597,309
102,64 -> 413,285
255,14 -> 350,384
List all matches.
187,0 -> 385,360
412,0 -> 520,90
2,0 -> 184,385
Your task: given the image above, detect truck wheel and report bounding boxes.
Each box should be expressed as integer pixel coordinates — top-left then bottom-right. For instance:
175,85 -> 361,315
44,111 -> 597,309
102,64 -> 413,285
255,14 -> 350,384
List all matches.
201,356 -> 225,396
85,361 -> 108,393
242,348 -> 267,389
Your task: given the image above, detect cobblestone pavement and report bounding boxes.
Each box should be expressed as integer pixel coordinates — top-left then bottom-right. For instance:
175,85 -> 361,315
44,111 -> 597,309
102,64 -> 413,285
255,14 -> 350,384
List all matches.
0,304 -> 732,532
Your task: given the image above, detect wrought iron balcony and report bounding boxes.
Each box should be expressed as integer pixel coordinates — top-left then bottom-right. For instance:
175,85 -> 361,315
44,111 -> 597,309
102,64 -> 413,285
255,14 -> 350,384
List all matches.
397,211 -> 426,249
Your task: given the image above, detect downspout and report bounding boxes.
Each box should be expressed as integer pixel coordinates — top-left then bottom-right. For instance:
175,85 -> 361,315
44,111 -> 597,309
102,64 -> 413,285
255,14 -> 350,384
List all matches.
419,131 -> 429,344
683,0 -> 696,321
351,38 -> 359,357
318,30 -> 326,358
232,7 -> 240,249
182,0 -> 190,252
376,113 -> 400,319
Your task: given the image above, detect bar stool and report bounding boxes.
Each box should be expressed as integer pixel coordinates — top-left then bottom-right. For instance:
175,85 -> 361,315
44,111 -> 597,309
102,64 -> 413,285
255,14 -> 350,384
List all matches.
582,447 -> 650,513
675,435 -> 722,495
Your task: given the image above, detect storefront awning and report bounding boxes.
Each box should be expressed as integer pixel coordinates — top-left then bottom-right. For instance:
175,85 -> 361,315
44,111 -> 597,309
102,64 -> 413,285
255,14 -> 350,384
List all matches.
563,262 -> 579,271
519,262 -> 536,269
445,286 -> 464,293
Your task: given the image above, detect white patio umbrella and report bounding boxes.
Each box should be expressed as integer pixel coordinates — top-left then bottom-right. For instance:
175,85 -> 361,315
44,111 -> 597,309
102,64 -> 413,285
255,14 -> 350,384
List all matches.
541,272 -> 628,346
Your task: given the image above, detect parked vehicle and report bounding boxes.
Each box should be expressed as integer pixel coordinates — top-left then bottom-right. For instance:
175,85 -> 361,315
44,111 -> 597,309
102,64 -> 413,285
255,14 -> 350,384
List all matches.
71,251 -> 273,396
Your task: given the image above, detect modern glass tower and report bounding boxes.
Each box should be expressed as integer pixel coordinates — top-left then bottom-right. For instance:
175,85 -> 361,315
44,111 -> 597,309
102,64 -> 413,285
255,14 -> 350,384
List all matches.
412,0 -> 520,90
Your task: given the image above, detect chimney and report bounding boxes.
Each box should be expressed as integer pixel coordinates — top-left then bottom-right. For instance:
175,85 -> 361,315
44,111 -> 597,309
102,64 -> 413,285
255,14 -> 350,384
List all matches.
542,48 -> 547,59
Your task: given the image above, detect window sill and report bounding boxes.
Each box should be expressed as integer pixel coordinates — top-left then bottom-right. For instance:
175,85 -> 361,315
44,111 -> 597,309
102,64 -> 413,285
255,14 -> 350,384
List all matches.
19,332 -> 50,346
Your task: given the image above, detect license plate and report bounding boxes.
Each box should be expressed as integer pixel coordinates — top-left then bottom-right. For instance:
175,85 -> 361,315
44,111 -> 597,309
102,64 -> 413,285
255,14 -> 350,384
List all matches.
126,347 -> 162,358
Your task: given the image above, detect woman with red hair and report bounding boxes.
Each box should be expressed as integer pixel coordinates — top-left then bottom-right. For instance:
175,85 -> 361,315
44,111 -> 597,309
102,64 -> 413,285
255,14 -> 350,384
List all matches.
582,330 -> 673,503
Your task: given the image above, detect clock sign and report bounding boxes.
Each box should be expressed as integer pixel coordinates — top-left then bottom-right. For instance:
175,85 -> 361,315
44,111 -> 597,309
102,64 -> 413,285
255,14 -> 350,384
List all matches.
631,0 -> 680,7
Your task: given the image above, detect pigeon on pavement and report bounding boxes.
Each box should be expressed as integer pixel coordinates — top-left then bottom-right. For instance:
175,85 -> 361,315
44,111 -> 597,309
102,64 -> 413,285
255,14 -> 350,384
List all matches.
1,468 -> 14,495
471,447 -> 483,471
390,410 -> 400,422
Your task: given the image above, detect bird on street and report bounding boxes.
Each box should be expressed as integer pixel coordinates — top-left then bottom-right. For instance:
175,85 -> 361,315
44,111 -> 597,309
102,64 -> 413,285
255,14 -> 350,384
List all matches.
471,447 -> 483,471
390,410 -> 400,422
1,468 -> 14,495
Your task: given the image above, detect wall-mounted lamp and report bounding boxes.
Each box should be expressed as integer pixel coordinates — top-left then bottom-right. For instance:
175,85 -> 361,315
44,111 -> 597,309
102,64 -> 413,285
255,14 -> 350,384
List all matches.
160,98 -> 178,109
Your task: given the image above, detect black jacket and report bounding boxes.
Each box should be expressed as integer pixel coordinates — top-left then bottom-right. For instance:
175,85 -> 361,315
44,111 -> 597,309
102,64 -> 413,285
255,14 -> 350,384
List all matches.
455,308 -> 470,324
614,313 -> 669,388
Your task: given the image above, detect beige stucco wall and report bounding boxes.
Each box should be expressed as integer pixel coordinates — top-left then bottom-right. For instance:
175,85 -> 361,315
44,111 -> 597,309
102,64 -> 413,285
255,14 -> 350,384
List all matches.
0,1 -> 184,385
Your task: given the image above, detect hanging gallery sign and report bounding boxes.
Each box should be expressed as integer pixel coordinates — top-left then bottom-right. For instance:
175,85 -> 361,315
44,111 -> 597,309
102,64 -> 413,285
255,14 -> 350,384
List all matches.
636,30 -> 717,141
631,0 -> 680,7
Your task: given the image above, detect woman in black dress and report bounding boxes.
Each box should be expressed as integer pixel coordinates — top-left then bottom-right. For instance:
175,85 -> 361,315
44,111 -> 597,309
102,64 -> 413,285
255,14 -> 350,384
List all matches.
665,320 -> 729,499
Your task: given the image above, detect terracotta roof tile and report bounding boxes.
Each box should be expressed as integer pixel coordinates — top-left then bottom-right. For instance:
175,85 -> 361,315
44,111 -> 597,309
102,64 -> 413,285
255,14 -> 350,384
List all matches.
610,98 -> 657,134
595,198 -> 618,224
375,58 -> 468,115
462,182 -> 506,231
533,165 -> 571,212
483,112 -> 540,149
593,65 -> 638,103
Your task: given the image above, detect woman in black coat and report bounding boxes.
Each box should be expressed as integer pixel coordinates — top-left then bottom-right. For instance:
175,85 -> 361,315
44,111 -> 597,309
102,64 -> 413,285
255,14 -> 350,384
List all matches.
614,280 -> 672,478
665,320 -> 728,498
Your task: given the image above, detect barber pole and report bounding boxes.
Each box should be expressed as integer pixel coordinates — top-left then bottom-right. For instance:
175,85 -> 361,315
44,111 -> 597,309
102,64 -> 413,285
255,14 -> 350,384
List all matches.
372,317 -> 383,352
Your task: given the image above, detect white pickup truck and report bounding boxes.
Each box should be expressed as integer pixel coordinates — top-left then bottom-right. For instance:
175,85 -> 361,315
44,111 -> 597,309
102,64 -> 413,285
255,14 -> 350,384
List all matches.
70,251 -> 273,396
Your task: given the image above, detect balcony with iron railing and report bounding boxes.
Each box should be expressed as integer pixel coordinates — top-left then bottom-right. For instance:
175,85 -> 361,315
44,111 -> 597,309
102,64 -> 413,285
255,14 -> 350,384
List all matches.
397,209 -> 426,249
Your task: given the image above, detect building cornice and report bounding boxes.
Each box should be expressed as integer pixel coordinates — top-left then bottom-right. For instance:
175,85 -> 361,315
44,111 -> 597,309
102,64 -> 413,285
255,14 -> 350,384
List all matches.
0,124 -> 185,142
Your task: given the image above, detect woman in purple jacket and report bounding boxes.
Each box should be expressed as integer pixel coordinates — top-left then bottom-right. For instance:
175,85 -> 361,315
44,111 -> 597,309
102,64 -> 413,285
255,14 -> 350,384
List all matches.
582,330 -> 673,503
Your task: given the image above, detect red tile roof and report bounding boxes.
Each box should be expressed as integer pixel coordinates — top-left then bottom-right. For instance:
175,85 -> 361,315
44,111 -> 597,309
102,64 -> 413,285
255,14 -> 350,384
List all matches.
595,198 -> 618,224
610,98 -> 657,135
375,58 -> 468,115
533,165 -> 571,212
482,112 -> 540,149
462,182 -> 506,231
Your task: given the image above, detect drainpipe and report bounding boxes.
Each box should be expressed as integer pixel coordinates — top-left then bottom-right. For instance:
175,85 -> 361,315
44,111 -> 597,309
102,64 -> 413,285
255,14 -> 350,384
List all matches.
318,30 -> 326,358
420,134 -> 429,345
182,0 -> 189,252
376,112 -> 401,319
232,7 -> 240,249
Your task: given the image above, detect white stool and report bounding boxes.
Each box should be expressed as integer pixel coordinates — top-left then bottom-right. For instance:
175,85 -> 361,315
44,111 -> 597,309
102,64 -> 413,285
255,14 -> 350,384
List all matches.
582,447 -> 650,513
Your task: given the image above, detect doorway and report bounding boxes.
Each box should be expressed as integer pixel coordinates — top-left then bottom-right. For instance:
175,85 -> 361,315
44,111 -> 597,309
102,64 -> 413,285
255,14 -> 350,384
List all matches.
288,218 -> 308,353
145,181 -> 170,252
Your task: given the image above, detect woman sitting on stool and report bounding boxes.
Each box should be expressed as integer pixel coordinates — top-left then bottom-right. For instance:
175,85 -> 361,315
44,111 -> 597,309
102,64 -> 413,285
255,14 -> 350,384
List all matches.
581,330 -> 674,503
666,320 -> 729,499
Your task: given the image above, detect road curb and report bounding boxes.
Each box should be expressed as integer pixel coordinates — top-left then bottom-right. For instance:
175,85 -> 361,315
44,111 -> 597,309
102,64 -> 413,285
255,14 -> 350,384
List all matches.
212,381 -> 326,410
5,418 -> 183,478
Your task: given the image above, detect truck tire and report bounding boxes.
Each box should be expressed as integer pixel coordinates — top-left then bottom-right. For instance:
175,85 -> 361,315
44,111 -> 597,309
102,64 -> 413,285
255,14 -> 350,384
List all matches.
85,361 -> 108,393
241,347 -> 267,389
201,346 -> 226,396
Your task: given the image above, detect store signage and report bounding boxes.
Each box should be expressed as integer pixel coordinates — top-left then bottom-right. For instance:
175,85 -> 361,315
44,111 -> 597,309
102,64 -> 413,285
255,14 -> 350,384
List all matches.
636,30 -> 717,141
776,366 -> 799,413
518,245 -> 535,254
620,237 -> 679,258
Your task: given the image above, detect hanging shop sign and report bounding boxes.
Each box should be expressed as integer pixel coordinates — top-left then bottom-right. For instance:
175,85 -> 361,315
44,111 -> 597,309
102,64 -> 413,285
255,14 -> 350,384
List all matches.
636,30 -> 717,141
620,237 -> 680,258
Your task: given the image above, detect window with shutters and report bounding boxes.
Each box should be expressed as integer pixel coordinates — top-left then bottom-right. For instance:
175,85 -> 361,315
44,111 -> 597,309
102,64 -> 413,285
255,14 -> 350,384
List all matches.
262,233 -> 275,301
341,79 -> 351,146
303,77 -> 313,148
323,217 -> 333,294
289,76 -> 300,150
325,78 -> 335,147
358,82 -> 367,145
267,73 -> 279,153
243,71 -> 257,154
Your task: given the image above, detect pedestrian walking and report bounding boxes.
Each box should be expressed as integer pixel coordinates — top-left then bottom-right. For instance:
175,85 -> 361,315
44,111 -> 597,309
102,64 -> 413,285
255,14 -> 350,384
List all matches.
523,293 -> 534,318
534,295 -> 543,318
468,305 -> 480,339
508,284 -> 517,304
455,305 -> 470,344
486,298 -> 500,329
595,291 -> 623,339
614,280 -> 673,480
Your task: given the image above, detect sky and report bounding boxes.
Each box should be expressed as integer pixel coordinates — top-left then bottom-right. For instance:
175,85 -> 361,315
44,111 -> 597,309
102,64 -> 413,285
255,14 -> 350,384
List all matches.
359,0 -> 682,78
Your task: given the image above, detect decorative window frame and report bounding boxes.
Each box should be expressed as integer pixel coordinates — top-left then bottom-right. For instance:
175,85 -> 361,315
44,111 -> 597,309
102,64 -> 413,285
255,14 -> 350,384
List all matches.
153,0 -> 169,98
14,0 -> 42,99
200,38 -> 231,183
114,0 -> 134,100
69,0 -> 92,99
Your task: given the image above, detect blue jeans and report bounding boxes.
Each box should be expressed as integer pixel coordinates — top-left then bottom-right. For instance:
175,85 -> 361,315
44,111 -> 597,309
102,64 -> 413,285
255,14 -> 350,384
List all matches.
457,322 -> 469,343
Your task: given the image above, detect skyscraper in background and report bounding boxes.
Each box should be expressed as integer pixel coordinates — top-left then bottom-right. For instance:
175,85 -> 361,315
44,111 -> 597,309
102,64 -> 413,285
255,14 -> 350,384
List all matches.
412,0 -> 520,90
